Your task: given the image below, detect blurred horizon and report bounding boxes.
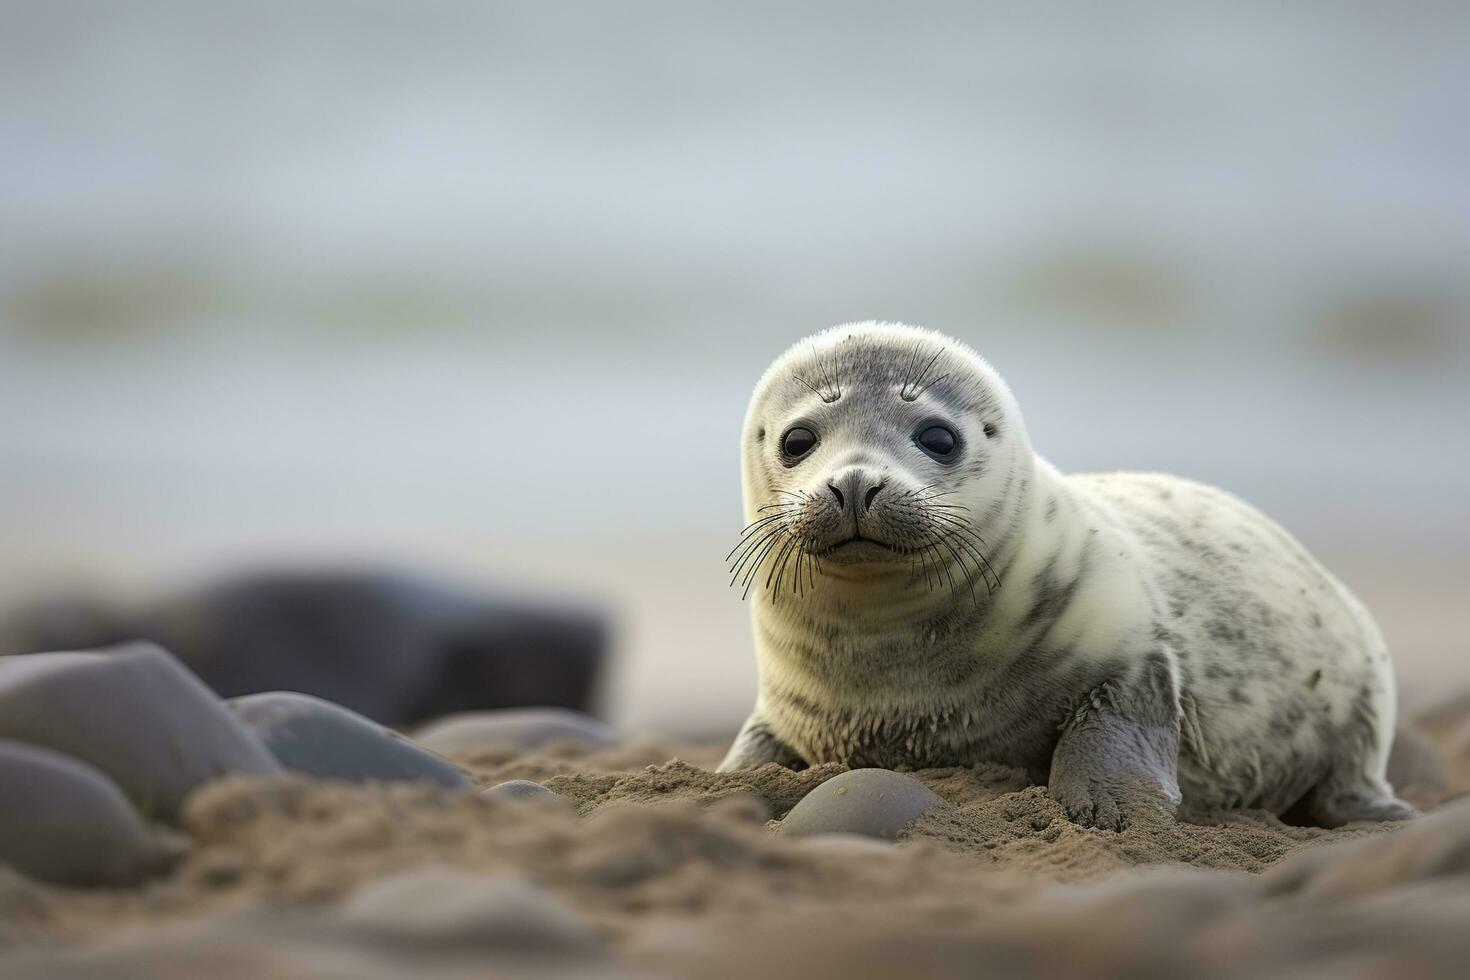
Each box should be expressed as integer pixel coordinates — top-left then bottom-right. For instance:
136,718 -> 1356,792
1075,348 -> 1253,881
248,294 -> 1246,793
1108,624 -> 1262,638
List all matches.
3,0 -> 1467,734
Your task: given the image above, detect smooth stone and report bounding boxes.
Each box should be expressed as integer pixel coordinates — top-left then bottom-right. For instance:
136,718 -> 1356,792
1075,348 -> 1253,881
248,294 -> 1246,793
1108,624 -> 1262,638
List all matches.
0,570 -> 609,727
0,643 -> 281,821
413,708 -> 616,753
229,691 -> 469,789
482,779 -> 565,803
0,740 -> 177,886
779,768 -> 944,840
342,868 -> 601,951
1387,722 -> 1445,795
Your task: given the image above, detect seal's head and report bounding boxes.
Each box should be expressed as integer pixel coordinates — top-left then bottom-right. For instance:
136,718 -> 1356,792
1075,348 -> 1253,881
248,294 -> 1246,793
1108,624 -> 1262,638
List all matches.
731,322 -> 1033,603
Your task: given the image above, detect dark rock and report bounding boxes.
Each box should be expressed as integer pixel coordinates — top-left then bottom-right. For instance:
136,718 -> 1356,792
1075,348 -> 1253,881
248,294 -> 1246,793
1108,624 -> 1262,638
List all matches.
780,768 -> 944,840
229,691 -> 470,789
0,740 -> 178,886
414,708 -> 616,752
0,644 -> 280,821
0,570 -> 609,727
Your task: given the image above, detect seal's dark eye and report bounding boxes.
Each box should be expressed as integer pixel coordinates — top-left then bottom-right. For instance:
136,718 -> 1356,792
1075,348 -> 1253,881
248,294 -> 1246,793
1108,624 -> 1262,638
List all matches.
915,425 -> 958,460
781,426 -> 817,459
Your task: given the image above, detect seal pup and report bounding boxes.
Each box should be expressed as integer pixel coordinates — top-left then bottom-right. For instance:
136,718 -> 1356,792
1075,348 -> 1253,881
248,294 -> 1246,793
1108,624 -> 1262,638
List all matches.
719,321 -> 1415,829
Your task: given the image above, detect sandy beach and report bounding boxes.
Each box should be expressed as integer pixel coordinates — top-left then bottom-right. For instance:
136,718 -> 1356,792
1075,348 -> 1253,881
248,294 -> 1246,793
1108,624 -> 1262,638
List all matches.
0,693 -> 1465,979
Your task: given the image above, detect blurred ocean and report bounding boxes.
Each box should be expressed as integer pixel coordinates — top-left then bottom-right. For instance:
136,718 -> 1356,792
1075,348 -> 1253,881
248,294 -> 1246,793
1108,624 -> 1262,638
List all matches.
2,1 -> 1467,733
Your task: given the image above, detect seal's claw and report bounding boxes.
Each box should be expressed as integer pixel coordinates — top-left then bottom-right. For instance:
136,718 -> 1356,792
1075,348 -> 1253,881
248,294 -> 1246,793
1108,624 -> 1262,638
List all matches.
1052,778 -> 1131,832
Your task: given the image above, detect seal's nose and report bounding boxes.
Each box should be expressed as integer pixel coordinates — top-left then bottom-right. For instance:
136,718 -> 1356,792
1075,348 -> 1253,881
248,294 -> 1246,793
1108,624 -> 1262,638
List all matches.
827,468 -> 885,516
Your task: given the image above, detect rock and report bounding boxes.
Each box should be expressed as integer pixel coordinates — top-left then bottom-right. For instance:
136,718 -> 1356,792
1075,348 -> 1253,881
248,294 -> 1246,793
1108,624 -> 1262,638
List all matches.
779,769 -> 944,840
342,868 -> 601,951
0,644 -> 280,821
0,570 -> 609,727
0,740 -> 178,886
414,708 -> 616,753
1386,722 -> 1445,798
482,779 -> 570,805
229,691 -> 469,789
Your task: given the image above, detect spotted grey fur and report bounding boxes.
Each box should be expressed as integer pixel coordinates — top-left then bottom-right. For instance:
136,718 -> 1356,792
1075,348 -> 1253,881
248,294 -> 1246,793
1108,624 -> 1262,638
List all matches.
719,321 -> 1415,830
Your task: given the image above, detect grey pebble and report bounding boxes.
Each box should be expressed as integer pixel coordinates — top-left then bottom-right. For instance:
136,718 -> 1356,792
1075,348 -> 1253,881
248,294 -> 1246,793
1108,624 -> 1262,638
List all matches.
230,691 -> 470,790
780,768 -> 945,840
0,643 -> 280,822
0,739 -> 178,886
413,708 -> 616,753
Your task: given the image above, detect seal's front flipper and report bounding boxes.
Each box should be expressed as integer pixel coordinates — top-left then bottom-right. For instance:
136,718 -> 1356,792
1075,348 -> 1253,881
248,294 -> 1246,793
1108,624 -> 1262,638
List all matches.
717,711 -> 805,772
1048,673 -> 1182,831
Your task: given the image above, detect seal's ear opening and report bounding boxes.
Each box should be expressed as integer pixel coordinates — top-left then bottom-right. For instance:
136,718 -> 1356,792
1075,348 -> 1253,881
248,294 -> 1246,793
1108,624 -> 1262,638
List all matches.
983,422 -> 999,440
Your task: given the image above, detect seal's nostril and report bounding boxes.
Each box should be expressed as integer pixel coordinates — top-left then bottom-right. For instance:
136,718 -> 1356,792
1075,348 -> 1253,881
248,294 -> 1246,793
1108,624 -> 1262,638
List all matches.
864,484 -> 882,512
828,482 -> 845,510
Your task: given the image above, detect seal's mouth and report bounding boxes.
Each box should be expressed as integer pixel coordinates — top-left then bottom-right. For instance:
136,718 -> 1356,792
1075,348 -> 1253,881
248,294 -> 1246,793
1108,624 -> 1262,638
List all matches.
821,536 -> 903,563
